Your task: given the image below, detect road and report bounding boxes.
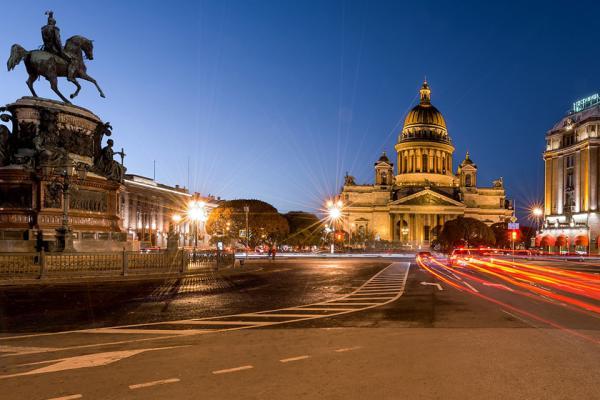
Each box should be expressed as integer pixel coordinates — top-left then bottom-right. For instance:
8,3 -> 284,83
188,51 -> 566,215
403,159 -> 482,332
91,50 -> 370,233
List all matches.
0,257 -> 598,399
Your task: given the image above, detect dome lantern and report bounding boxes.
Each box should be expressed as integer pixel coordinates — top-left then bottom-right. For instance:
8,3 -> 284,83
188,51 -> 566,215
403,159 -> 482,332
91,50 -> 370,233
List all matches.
419,79 -> 431,104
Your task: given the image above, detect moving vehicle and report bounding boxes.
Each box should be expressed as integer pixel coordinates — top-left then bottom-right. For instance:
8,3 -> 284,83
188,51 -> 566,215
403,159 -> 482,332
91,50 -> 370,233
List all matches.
448,248 -> 489,266
416,251 -> 432,259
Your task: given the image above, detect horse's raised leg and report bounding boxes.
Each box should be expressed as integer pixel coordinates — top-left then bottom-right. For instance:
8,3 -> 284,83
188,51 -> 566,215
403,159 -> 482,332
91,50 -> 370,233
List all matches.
68,77 -> 82,99
80,72 -> 106,98
26,74 -> 38,97
49,76 -> 71,104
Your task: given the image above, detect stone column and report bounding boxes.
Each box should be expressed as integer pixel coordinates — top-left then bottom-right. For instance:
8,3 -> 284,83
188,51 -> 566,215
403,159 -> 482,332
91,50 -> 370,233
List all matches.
575,151 -> 581,213
591,147 -> 598,211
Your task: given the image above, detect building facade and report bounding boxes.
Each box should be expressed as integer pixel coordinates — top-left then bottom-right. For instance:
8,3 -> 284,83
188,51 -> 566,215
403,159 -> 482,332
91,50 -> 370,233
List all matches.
341,81 -> 513,248
538,93 -> 600,252
121,174 -> 218,250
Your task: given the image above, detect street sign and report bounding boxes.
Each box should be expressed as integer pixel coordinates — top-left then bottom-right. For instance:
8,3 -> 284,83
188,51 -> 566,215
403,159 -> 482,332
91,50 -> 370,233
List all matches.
239,229 -> 246,238
508,223 -> 519,230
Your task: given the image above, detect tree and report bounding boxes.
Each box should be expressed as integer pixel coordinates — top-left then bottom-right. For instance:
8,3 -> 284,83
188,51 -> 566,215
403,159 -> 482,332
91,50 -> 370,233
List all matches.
491,222 -> 509,248
437,217 -> 496,252
206,199 -> 289,247
283,211 -> 323,247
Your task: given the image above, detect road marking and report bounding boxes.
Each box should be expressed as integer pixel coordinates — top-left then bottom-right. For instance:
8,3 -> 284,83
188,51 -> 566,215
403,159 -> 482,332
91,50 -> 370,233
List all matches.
0,346 -> 185,379
322,302 -> 380,306
129,378 -> 180,390
47,395 -> 82,400
462,282 -> 479,292
242,313 -> 323,318
334,346 -> 361,353
0,263 -> 410,362
420,282 -> 443,291
0,345 -> 57,355
501,310 -> 538,328
279,355 -> 310,363
483,282 -> 514,292
84,328 -> 206,335
172,320 -> 272,326
212,365 -> 254,374
288,307 -> 357,311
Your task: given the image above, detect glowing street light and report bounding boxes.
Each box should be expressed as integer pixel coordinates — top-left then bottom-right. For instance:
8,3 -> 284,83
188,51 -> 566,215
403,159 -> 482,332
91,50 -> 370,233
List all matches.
532,207 -> 543,217
325,198 -> 344,254
188,199 -> 208,249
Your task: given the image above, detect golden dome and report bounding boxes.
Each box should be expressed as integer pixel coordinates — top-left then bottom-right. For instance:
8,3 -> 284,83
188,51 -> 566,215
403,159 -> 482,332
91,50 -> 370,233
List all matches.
399,80 -> 450,143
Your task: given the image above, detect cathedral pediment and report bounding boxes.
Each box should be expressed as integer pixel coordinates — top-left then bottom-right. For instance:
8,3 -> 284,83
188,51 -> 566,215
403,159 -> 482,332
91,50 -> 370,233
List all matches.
391,189 -> 464,207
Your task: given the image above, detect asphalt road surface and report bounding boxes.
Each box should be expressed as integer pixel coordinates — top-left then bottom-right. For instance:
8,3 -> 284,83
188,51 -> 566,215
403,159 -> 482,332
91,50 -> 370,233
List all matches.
0,257 -> 598,400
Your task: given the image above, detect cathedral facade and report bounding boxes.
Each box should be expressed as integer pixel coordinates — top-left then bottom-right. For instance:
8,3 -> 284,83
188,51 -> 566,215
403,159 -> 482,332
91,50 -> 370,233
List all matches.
340,81 -> 513,248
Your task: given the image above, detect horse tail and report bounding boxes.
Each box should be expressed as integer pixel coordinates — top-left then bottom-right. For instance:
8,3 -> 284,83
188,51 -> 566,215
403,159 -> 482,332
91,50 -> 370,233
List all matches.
7,44 -> 27,71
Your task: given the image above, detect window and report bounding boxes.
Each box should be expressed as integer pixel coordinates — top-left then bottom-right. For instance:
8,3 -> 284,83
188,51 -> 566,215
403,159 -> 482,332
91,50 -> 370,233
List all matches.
424,225 -> 430,241
422,154 -> 428,173
465,174 -> 472,187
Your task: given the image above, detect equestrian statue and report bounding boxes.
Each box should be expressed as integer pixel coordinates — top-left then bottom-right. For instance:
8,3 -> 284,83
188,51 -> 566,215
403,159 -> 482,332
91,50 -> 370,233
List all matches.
7,11 -> 105,104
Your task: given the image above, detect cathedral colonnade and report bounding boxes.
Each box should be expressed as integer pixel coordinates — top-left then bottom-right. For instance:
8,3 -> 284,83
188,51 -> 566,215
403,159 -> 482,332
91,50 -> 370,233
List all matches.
390,211 -> 461,246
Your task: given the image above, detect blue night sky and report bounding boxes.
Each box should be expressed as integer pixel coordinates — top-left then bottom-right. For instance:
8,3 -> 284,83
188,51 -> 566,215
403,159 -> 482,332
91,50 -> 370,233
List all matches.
2,1 -> 599,219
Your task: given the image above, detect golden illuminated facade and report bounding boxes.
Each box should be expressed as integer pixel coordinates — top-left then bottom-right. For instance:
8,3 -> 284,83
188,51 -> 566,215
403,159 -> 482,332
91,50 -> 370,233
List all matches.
538,93 -> 600,251
341,81 -> 513,248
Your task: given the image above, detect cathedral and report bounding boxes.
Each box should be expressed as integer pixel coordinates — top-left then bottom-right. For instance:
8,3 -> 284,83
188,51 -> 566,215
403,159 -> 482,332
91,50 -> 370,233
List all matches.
341,81 -> 513,248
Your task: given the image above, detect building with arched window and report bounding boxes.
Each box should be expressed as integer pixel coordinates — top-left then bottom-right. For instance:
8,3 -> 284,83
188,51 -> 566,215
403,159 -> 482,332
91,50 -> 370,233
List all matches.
340,81 -> 514,248
537,92 -> 600,252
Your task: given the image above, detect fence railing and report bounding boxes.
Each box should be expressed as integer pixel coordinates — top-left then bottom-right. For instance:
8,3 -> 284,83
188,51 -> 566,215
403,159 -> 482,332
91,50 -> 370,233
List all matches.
0,250 -> 234,281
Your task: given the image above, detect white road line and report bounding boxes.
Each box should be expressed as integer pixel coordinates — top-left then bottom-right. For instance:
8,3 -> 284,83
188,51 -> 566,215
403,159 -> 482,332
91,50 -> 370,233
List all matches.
322,302 -> 379,306
462,281 -> 479,292
0,263 -> 411,360
344,297 -> 393,301
172,320 -> 271,326
212,365 -> 254,374
47,395 -> 82,400
243,313 -> 322,318
84,328 -> 205,335
288,307 -> 357,311
334,346 -> 361,353
279,355 -> 310,363
420,282 -> 443,291
129,378 -> 180,390
483,282 -> 514,292
501,310 -> 538,328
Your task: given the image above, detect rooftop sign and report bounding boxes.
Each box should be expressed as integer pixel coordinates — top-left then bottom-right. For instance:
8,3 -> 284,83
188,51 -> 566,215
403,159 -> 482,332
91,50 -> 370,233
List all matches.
573,93 -> 600,112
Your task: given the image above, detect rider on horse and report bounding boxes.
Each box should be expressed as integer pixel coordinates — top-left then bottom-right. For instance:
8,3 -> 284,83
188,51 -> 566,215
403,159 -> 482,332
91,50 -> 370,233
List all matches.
41,11 -> 71,65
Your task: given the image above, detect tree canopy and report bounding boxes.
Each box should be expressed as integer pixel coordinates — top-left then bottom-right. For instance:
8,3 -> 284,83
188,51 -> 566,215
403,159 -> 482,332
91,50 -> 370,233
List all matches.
206,199 -> 289,247
283,211 -> 323,247
437,217 -> 496,251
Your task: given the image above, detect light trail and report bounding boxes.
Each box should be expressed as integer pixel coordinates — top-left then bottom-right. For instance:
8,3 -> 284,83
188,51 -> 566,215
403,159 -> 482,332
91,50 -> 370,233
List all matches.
416,256 -> 600,345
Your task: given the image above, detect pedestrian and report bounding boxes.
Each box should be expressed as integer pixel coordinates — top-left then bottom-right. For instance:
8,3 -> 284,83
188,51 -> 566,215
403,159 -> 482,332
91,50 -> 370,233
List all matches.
271,245 -> 276,260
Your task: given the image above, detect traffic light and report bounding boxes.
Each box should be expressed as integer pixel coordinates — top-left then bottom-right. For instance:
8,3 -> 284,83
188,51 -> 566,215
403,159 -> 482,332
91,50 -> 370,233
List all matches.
510,230 -> 518,241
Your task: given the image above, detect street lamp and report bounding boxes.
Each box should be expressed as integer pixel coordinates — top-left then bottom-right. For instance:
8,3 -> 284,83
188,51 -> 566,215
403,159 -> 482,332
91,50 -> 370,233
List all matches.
187,199 -> 207,250
49,161 -> 88,252
326,198 -> 343,253
243,205 -> 250,261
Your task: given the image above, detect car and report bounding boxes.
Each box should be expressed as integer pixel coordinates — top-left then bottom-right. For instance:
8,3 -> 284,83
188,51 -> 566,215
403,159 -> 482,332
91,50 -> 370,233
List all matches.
448,248 -> 488,266
417,251 -> 432,259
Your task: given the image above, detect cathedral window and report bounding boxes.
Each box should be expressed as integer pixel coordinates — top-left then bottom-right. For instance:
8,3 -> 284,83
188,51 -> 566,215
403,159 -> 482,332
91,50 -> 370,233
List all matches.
422,154 -> 428,173
465,174 -> 472,187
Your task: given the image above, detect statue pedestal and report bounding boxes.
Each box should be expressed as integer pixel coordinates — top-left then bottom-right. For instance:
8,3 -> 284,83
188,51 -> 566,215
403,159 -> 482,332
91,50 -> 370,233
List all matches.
0,97 -> 126,252
54,226 -> 74,252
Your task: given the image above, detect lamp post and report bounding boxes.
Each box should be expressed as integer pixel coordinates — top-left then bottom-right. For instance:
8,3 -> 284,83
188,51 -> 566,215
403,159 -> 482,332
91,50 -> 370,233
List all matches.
244,205 -> 250,261
326,199 -> 343,254
51,162 -> 88,252
187,198 -> 206,253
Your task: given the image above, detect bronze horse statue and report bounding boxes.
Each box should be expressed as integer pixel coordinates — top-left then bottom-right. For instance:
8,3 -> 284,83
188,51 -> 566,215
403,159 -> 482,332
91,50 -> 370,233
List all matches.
7,35 -> 105,104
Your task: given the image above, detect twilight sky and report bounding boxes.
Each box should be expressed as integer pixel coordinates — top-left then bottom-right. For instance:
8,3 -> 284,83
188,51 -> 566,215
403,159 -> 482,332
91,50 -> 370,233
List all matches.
2,0 -> 599,219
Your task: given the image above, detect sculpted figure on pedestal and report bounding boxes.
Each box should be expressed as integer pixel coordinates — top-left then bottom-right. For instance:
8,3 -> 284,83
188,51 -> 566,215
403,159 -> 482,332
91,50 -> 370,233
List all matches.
94,139 -> 125,182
